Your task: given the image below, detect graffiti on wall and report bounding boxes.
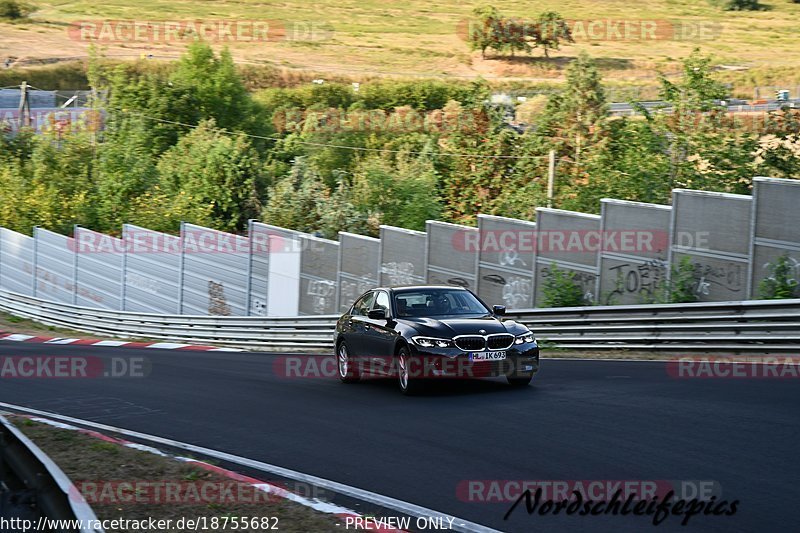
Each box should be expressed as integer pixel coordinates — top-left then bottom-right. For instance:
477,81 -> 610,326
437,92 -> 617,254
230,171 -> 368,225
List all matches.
380,261 -> 421,286
482,273 -> 532,308
340,277 -> 376,310
691,261 -> 745,296
307,279 -> 336,313
208,281 -> 232,316
605,258 -> 667,304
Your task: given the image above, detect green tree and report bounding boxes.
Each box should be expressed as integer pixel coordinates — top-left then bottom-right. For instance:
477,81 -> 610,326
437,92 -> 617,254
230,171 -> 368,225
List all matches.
468,5 -> 504,59
716,0 -> 767,11
0,161 -> 33,231
261,158 -> 370,238
542,263 -> 586,307
759,254 -> 800,299
665,256 -> 699,303
94,117 -> 159,230
753,133 -> 800,180
350,145 -> 442,232
539,52 -> 608,183
659,48 -> 727,113
534,12 -> 574,58
105,67 -> 202,155
157,120 -> 265,232
0,0 -> 33,20
170,43 -> 263,135
562,117 -> 672,211
437,100 -> 518,224
25,132 -> 99,234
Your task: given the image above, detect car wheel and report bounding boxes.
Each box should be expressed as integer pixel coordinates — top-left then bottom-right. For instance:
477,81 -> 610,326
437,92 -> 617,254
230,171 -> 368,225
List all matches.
397,347 -> 420,395
507,373 -> 534,387
337,342 -> 360,383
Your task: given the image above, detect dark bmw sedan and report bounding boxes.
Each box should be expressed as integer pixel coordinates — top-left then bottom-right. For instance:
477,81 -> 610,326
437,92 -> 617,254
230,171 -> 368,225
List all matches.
334,286 -> 539,394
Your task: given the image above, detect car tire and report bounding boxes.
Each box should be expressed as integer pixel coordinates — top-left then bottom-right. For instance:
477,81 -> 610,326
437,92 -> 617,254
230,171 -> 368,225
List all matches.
397,347 -> 420,395
507,373 -> 534,387
337,342 -> 360,383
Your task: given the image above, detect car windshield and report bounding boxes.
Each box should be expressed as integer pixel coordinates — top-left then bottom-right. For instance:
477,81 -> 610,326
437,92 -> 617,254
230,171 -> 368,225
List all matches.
394,289 -> 490,317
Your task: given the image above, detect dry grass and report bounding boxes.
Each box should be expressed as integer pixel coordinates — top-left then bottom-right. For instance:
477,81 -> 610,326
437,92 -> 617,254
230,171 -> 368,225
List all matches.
0,0 -> 798,87
14,418 -> 343,533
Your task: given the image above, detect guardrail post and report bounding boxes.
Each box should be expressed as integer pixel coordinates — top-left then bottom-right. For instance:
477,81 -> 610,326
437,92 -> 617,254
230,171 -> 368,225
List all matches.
31,226 -> 39,297
72,224 -> 79,305
120,224 -> 128,311
177,221 -> 186,314
245,219 -> 254,316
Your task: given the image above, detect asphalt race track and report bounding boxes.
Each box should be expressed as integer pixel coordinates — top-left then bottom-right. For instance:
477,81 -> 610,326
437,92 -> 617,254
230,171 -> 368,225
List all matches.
1,342 -> 797,532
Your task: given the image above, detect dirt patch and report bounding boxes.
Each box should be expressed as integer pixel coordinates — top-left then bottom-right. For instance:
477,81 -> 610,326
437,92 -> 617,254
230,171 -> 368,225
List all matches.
13,418 -> 343,533
0,311 -> 104,339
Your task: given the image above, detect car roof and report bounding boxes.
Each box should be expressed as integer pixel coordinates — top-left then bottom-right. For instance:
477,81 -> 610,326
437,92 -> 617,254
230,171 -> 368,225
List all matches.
384,285 -> 469,293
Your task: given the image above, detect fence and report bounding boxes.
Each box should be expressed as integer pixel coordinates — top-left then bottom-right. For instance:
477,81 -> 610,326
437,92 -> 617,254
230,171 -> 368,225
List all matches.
0,177 -> 798,317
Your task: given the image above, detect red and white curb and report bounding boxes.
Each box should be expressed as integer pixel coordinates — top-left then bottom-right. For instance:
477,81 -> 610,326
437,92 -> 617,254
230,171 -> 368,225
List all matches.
17,415 -> 406,532
0,332 -> 242,352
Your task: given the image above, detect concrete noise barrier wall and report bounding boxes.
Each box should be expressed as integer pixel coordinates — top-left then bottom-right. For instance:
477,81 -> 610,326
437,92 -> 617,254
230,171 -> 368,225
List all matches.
476,214 -> 537,309
0,177 -> 798,316
596,200 -> 672,306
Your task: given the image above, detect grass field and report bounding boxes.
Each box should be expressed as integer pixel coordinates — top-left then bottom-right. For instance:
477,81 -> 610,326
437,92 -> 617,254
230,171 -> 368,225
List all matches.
1,1 -> 800,88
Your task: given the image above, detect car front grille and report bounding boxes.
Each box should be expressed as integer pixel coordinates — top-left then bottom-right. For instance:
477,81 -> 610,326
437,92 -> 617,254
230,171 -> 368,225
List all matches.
469,360 -> 507,377
454,336 -> 486,351
487,334 -> 514,350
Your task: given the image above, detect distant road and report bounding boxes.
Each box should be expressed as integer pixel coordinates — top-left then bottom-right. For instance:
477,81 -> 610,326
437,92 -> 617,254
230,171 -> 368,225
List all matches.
608,99 -> 799,116
1,342 -> 797,532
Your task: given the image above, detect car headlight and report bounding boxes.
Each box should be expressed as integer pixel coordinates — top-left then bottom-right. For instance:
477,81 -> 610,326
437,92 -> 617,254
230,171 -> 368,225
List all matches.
515,332 -> 535,344
412,336 -> 454,348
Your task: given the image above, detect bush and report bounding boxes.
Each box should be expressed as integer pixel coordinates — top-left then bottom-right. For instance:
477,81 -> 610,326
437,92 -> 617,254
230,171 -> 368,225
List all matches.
541,263 -> 587,308
665,256 -> 699,304
758,254 -> 800,299
0,0 -> 33,20
715,0 -> 768,11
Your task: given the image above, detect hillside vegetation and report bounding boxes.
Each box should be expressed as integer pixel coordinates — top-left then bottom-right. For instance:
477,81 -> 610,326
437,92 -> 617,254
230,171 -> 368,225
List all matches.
1,0 -> 800,83
1,44 -> 798,242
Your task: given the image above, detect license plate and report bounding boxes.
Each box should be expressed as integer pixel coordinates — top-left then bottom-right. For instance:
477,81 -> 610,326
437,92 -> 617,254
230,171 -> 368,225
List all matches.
470,351 -> 506,361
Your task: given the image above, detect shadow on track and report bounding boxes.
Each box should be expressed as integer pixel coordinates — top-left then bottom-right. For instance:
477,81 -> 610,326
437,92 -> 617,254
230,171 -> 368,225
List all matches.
349,377 -> 540,398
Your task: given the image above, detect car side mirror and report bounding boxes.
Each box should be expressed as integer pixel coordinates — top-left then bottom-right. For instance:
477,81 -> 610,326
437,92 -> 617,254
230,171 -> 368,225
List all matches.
368,308 -> 387,320
492,305 -> 506,316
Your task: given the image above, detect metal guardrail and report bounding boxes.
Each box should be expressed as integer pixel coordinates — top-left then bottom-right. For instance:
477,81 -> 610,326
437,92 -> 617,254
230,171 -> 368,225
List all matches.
0,415 -> 102,533
506,299 -> 800,352
0,290 -> 338,350
1,290 -> 799,352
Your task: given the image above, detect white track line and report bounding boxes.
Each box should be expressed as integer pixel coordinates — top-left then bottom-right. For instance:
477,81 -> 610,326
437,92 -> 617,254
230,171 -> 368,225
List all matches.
144,342 -> 193,349
90,340 -> 131,347
1,334 -> 35,341
0,402 -> 501,533
43,338 -> 83,344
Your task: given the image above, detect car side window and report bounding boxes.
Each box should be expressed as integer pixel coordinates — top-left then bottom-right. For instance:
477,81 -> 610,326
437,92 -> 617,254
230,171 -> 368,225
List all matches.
373,291 -> 390,314
352,292 -> 375,316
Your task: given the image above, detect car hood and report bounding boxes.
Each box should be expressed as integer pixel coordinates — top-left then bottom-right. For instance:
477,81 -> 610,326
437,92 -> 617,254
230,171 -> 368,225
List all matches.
399,315 -> 526,337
